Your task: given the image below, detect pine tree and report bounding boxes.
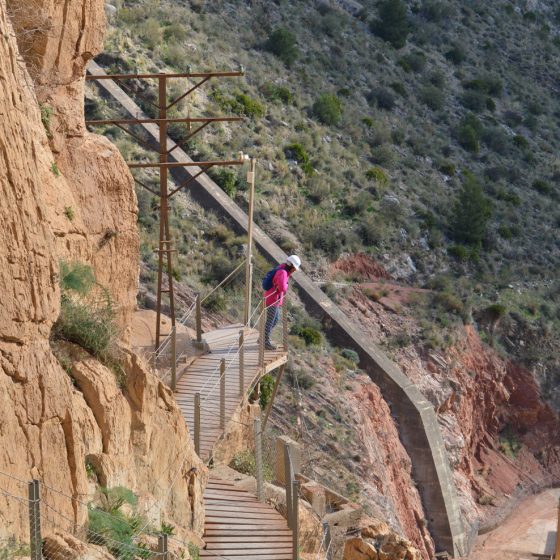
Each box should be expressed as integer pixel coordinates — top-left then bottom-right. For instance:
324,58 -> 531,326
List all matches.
371,0 -> 410,49
451,173 -> 492,245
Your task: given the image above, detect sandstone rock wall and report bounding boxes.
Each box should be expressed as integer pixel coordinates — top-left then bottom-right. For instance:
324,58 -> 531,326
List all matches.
7,0 -> 138,337
0,0 -> 206,546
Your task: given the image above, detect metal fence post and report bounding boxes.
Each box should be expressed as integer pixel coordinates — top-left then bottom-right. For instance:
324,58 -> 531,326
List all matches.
282,298 -> 288,352
158,533 -> 168,559
194,392 -> 201,456
259,299 -> 265,371
292,480 -> 299,560
239,330 -> 244,396
323,521 -> 332,560
220,358 -> 226,429
284,443 -> 293,529
170,326 -> 177,391
254,417 -> 264,502
28,480 -> 41,560
196,293 -> 202,343
556,496 -> 560,560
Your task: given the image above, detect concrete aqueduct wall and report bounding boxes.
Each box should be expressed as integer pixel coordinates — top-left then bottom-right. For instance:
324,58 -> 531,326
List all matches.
88,60 -> 467,557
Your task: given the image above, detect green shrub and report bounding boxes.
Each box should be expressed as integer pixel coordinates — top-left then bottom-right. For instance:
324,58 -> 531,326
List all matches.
210,168 -> 238,196
445,43 -> 466,65
312,93 -> 342,125
212,90 -> 264,119
260,82 -> 293,104
390,81 -> 407,97
368,87 -> 396,110
438,160 -> 456,176
365,166 -> 389,187
88,487 -> 150,559
497,225 -> 514,239
54,294 -> 116,357
292,325 -> 322,346
51,162 -> 60,176
284,143 -> 314,175
460,90 -> 487,112
266,28 -> 298,67
341,348 -> 360,364
163,21 -> 188,42
288,368 -> 316,389
371,0 -> 410,48
434,292 -> 464,314
513,134 -> 529,149
40,104 -> 53,137
495,189 -> 521,206
485,303 -> 507,321
398,51 -> 426,73
0,539 -> 29,559
482,127 -> 509,155
450,172 -> 492,245
60,262 -> 96,294
532,179 -> 555,197
234,93 -> 265,118
259,373 -> 275,409
419,85 -> 445,110
230,449 -> 274,481
188,544 -> 200,560
457,113 -> 483,152
464,75 -> 503,96
371,145 -> 396,167
421,0 -> 454,21
499,427 -> 521,458
141,18 -> 162,50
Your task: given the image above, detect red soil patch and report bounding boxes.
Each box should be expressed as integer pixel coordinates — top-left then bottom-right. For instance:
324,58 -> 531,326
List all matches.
331,253 -> 390,281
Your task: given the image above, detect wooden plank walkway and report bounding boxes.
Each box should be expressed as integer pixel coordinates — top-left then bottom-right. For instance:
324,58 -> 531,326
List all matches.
175,324 -> 287,461
200,476 -> 292,560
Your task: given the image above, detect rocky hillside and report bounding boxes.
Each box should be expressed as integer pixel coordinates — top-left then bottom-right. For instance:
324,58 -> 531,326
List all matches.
1,0 -> 205,552
96,0 -> 560,411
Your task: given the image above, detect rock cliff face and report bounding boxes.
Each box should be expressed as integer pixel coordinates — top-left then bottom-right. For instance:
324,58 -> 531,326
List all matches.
339,273 -> 560,532
0,0 -> 205,545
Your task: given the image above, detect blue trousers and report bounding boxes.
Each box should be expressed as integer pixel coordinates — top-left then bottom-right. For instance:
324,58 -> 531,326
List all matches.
264,306 -> 280,343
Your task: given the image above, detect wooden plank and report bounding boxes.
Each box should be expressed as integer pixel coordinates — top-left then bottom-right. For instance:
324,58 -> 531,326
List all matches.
204,523 -> 290,531
200,548 -> 292,560
206,542 -> 292,550
204,509 -> 283,519
204,536 -> 292,543
205,517 -> 287,526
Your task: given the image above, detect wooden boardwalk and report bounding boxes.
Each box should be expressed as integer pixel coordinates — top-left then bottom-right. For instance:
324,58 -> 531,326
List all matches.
175,324 -> 287,460
200,476 -> 293,560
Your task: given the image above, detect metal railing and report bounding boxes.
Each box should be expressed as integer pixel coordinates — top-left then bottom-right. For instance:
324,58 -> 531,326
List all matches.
191,294 -> 288,460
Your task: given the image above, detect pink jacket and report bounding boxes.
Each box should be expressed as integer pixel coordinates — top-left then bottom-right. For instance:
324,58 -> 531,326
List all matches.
264,264 -> 292,307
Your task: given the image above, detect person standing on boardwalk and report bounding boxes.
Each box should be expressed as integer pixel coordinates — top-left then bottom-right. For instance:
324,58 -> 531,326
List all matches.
262,255 -> 301,350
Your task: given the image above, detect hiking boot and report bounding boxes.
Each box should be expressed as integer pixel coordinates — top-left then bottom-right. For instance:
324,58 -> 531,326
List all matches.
265,342 -> 277,351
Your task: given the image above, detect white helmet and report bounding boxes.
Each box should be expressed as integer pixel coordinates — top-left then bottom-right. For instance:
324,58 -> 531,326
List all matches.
286,255 -> 301,270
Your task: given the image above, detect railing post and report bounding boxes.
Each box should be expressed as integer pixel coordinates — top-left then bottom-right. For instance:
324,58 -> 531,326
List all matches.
158,533 -> 168,559
282,297 -> 288,352
220,358 -> 226,429
244,158 -> 256,326
323,522 -> 332,560
194,392 -> 201,456
556,496 -> 560,560
284,443 -> 293,529
28,480 -> 41,560
170,326 -> 177,391
292,480 -> 299,560
239,330 -> 244,397
196,293 -> 202,343
254,417 -> 264,502
259,299 -> 265,371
